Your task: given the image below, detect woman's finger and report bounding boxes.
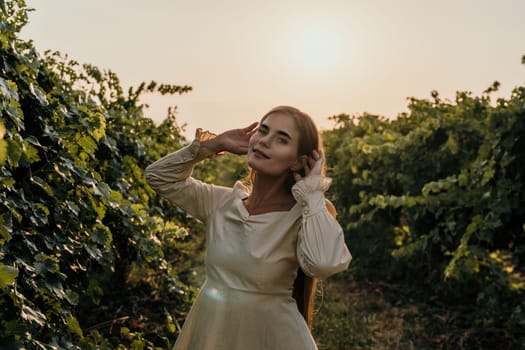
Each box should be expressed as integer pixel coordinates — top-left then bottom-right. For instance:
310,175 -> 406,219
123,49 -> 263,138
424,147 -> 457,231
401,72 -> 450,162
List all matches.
305,149 -> 323,176
307,156 -> 316,170
317,150 -> 324,162
243,122 -> 259,133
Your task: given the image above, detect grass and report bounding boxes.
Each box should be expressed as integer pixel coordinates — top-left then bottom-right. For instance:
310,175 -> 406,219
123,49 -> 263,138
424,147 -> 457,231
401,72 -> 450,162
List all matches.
313,274 -> 415,350
312,271 -> 525,350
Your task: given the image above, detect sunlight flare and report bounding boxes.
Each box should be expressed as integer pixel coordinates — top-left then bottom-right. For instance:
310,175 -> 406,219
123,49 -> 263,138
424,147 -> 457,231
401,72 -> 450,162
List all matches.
289,24 -> 345,73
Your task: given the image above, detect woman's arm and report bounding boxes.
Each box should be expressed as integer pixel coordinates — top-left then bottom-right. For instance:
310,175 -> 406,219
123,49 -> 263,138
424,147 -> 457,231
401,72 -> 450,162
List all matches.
145,123 -> 258,221
292,151 -> 352,279
145,129 -> 222,221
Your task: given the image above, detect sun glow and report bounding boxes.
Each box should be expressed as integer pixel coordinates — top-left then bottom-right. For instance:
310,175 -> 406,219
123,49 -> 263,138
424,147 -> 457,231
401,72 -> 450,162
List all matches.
288,24 -> 345,73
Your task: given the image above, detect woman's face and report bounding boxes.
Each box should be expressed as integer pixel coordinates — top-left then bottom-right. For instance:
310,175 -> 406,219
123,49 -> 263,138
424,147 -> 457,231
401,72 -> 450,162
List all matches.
247,113 -> 303,177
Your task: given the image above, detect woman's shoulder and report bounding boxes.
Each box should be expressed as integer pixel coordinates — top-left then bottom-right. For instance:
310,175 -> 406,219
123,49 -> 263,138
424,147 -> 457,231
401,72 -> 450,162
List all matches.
231,180 -> 250,198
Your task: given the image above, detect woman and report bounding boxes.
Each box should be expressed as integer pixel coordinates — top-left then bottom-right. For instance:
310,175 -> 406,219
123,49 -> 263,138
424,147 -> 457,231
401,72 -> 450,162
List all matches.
145,106 -> 351,350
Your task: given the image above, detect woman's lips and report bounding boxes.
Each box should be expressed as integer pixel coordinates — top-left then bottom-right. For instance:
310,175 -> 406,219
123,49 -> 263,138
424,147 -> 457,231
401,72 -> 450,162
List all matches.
252,148 -> 270,159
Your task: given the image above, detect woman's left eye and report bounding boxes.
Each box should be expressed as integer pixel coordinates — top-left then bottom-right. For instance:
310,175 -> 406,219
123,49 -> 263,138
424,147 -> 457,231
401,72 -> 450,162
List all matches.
278,138 -> 288,144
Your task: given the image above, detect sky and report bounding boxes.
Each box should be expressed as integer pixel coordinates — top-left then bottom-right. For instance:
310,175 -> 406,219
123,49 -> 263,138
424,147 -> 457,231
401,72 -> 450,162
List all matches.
20,0 -> 525,138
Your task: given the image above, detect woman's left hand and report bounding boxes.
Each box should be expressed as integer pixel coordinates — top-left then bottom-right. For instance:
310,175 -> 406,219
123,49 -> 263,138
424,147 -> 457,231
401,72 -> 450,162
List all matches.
293,150 -> 324,182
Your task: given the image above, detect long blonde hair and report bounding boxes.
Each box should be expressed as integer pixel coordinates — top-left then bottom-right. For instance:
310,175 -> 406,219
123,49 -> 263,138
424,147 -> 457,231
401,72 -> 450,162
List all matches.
256,106 -> 327,329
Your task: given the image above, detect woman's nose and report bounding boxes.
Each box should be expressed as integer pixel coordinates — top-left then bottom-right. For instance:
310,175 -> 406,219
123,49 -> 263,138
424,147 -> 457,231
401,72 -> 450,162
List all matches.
259,134 -> 271,147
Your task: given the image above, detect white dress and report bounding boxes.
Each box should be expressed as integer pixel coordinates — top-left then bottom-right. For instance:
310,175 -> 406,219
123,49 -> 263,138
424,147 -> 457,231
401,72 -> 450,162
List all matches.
145,129 -> 352,350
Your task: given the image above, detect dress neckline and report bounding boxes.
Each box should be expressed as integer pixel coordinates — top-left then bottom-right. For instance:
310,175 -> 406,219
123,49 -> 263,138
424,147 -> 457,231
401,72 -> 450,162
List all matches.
241,197 -> 299,216
232,181 -> 301,219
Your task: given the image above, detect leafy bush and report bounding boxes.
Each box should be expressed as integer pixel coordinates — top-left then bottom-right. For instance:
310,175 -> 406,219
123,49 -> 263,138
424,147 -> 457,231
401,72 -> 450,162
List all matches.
0,1 -> 200,348
324,78 -> 525,344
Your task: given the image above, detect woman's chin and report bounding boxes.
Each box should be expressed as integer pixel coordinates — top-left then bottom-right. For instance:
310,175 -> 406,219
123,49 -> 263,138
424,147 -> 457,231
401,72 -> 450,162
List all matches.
247,156 -> 264,169
247,160 -> 262,173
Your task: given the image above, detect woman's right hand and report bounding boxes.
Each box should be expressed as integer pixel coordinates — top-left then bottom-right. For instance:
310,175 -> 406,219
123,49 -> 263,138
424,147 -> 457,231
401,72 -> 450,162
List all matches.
202,122 -> 258,155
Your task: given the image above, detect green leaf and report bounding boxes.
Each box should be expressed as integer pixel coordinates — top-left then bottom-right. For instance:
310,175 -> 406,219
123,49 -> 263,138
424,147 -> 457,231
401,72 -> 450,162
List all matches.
444,215 -> 482,279
466,214 -> 482,235
0,77 -> 10,96
109,189 -> 123,208
86,279 -> 103,305
446,134 -> 459,154
21,305 -> 47,326
66,315 -> 83,338
93,182 -> 111,200
92,200 -> 107,220
64,200 -> 80,216
458,172 -> 468,187
0,138 -> 7,165
7,136 -> 22,167
0,176 -> 15,190
22,140 -> 39,163
29,82 -> 49,106
165,311 -> 176,333
5,101 -> 24,131
0,212 -> 13,242
0,264 -> 18,288
24,135 -> 42,147
31,176 -> 54,196
85,244 -> 103,260
404,196 -> 417,207
30,203 -> 50,226
43,277 -> 65,299
92,223 -> 112,245
77,134 -> 97,155
34,253 -> 60,276
0,77 -> 19,101
89,112 -> 106,141
65,289 -> 80,306
481,166 -> 495,186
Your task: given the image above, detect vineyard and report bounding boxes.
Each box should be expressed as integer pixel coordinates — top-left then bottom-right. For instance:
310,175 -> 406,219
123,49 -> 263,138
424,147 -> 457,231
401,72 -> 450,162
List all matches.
1,1 -> 524,349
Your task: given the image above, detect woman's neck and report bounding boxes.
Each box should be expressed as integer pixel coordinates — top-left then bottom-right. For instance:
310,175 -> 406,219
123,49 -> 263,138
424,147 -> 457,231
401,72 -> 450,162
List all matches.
244,173 -> 295,215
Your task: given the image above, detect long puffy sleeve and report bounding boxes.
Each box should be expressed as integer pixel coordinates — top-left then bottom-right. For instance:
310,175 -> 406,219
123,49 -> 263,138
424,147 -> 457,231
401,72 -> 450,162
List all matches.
145,129 -> 231,221
292,175 -> 352,280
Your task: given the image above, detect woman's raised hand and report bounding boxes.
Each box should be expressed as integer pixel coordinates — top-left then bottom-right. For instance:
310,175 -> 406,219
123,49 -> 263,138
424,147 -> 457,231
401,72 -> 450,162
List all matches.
216,122 -> 258,155
293,150 -> 324,182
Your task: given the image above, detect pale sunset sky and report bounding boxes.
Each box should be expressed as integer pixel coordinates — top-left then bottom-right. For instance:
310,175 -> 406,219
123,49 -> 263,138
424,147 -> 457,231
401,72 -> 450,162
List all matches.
21,0 -> 525,138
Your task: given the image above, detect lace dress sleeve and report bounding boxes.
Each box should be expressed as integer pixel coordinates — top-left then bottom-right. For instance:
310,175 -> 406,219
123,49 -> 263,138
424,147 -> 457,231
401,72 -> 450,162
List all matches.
145,128 -> 230,221
292,175 -> 352,279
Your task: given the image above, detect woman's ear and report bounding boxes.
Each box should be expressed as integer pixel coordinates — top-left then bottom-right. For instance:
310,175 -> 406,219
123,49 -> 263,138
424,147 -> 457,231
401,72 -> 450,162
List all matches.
290,155 -> 308,172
